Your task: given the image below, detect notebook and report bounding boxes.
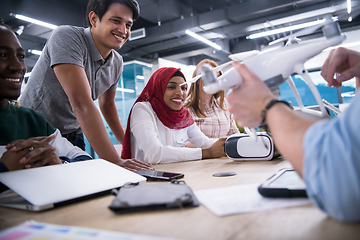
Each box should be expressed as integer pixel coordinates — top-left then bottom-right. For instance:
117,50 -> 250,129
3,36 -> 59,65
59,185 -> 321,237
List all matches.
0,159 -> 146,211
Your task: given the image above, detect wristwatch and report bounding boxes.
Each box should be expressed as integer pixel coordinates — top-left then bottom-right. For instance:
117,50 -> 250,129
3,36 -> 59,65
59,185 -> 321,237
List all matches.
61,159 -> 69,164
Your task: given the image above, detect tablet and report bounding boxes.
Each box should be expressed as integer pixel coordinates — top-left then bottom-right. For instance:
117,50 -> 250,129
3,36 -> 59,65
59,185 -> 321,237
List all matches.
258,168 -> 308,198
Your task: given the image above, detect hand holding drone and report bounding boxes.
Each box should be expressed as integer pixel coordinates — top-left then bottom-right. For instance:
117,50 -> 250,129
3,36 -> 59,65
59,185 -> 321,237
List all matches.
184,15 -> 346,120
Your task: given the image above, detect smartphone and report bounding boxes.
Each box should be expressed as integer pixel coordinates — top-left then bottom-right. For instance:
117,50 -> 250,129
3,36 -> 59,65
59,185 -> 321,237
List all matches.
258,168 -> 307,198
135,170 -> 184,181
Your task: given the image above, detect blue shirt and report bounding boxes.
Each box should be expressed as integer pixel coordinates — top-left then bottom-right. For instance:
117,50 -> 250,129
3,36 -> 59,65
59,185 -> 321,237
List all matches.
303,92 -> 360,222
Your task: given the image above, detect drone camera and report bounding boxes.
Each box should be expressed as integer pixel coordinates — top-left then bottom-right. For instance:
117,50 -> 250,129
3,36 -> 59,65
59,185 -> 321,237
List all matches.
322,20 -> 341,39
199,63 -> 218,85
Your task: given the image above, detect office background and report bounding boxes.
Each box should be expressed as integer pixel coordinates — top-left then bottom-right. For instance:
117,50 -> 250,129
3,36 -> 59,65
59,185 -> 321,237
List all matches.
2,0 -> 360,156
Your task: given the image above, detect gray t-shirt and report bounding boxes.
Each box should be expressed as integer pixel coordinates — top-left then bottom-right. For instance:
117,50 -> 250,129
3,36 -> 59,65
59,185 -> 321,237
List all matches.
20,26 -> 123,134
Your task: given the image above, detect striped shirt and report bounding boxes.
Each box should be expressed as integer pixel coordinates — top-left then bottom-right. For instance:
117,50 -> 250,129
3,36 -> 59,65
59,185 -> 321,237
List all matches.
187,97 -> 239,138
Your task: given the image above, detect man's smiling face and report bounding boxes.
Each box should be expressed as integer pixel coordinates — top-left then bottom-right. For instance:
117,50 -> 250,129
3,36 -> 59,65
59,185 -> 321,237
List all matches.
0,26 -> 26,107
90,3 -> 133,57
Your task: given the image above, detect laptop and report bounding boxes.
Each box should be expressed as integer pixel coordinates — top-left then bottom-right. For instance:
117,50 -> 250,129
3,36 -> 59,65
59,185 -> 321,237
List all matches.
0,159 -> 146,211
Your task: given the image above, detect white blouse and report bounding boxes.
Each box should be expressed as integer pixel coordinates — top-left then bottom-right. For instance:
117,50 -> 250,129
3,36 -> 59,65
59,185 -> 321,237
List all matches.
130,102 -> 217,164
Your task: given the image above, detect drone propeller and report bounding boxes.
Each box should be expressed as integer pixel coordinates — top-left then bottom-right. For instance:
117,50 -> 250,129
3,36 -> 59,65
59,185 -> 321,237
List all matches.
181,75 -> 201,86
268,15 -> 334,46
180,61 -> 232,86
229,50 -> 260,61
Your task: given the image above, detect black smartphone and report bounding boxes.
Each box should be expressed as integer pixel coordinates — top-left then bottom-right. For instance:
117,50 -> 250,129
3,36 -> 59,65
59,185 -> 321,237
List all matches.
135,170 -> 184,181
258,168 -> 308,198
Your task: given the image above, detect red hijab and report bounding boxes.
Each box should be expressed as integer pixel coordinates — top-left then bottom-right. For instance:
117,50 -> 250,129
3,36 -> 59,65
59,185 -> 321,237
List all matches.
121,67 -> 194,159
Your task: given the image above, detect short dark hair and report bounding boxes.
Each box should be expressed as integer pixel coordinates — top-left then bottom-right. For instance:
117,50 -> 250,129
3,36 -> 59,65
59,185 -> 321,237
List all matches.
86,0 -> 140,26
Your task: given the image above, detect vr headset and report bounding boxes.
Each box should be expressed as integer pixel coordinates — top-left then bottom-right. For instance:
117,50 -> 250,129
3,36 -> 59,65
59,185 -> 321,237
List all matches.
225,133 -> 275,160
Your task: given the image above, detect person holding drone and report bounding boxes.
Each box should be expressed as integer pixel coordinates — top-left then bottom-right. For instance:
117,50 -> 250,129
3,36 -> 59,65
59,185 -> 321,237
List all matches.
226,47 -> 360,223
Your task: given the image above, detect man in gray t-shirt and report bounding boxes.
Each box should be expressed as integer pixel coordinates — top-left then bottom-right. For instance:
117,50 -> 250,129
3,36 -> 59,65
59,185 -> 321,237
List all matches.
20,0 -> 153,171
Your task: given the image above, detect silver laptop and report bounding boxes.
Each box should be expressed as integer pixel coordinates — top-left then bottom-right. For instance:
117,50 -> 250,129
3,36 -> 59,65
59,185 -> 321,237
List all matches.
0,159 -> 146,211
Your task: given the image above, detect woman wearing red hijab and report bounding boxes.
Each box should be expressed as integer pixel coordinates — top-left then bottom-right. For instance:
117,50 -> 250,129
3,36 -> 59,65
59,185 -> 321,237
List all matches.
121,67 -> 226,164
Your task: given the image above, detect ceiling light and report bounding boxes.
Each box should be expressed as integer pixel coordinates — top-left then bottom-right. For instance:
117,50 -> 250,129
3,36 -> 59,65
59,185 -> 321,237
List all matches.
24,72 -> 31,78
136,75 -> 144,80
14,25 -> 24,35
116,88 -> 135,93
247,4 -> 343,33
28,49 -> 42,55
247,19 -> 326,39
347,0 -> 352,14
185,30 -> 222,50
11,13 -> 58,29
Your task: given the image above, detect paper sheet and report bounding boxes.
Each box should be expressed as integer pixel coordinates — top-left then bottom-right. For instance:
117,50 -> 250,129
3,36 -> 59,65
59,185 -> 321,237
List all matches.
194,184 -> 312,216
0,221 -> 176,240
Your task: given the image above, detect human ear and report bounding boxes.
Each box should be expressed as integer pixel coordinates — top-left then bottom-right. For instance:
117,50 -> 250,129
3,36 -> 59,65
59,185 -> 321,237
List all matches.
89,11 -> 99,28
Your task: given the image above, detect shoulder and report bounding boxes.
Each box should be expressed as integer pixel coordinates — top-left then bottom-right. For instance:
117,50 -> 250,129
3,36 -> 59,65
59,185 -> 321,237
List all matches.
51,25 -> 84,36
48,26 -> 86,44
133,102 -> 152,113
187,122 -> 199,131
15,105 -> 52,125
14,105 -> 44,118
111,50 -> 123,62
130,102 -> 157,127
132,102 -> 157,120
109,50 -> 123,71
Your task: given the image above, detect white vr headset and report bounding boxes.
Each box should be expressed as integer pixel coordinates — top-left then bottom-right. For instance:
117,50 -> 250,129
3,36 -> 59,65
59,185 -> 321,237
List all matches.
225,133 -> 275,160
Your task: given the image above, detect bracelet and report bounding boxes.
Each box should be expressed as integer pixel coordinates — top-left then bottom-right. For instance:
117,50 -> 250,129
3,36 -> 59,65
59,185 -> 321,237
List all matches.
61,159 -> 69,164
260,99 -> 292,129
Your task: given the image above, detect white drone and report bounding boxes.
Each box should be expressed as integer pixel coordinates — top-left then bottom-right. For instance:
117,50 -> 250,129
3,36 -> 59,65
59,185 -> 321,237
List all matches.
180,14 -> 350,137
184,14 -> 348,119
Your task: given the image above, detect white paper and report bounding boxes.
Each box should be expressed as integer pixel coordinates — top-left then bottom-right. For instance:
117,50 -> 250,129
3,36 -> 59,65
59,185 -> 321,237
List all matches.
195,184 -> 312,216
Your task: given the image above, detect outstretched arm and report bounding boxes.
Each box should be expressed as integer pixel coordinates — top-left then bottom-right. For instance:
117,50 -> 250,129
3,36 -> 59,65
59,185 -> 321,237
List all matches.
226,62 -> 316,175
53,64 -> 152,171
99,90 -> 125,144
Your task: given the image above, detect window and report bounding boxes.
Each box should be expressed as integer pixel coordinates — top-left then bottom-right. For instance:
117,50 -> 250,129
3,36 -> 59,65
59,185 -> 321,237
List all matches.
279,70 -> 356,107
84,61 -> 152,157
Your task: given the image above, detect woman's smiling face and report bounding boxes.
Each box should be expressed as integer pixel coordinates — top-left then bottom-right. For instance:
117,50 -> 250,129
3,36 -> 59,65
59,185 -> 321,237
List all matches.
163,76 -> 187,111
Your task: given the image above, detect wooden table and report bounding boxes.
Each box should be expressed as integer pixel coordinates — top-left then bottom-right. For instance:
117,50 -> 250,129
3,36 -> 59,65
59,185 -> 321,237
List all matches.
1,158 -> 360,240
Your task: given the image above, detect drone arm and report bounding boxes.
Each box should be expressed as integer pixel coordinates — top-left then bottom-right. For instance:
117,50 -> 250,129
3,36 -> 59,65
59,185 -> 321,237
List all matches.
203,67 -> 243,94
286,76 -> 305,109
294,64 -> 328,117
213,61 -> 232,72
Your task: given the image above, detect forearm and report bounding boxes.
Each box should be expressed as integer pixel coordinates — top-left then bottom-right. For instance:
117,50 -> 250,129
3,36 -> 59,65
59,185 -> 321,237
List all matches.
144,144 -> 202,164
201,148 -> 211,159
266,104 -> 316,176
100,100 -> 125,144
131,104 -> 202,164
132,123 -> 202,164
73,103 -> 121,163
188,124 -> 217,148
